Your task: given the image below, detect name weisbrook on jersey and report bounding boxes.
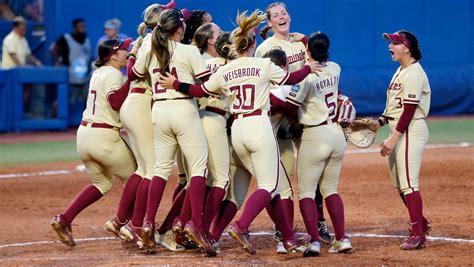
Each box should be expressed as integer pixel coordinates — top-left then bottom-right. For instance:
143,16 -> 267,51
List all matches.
223,67 -> 261,82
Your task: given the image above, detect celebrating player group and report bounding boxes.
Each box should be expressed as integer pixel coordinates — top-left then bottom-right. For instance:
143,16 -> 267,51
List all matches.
50,0 -> 432,257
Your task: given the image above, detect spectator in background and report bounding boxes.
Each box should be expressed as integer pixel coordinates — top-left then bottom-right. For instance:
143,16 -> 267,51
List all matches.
182,10 -> 212,44
51,18 -> 92,107
0,0 -> 15,20
2,16 -> 43,118
94,18 -> 128,59
2,16 -> 42,68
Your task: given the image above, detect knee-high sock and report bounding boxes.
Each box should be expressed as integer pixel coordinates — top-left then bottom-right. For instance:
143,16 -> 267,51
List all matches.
236,189 -> 271,231
325,193 -> 345,241
116,173 -> 142,222
400,191 -> 428,228
144,176 -> 167,224
62,184 -> 103,224
202,187 -> 226,233
172,177 -> 187,201
266,195 -> 293,240
131,179 -> 150,227
315,186 -> 325,221
299,197 -> 319,242
188,176 -> 207,229
157,188 -> 187,234
404,191 -> 424,236
179,189 -> 192,222
281,198 -> 294,229
211,200 -> 238,241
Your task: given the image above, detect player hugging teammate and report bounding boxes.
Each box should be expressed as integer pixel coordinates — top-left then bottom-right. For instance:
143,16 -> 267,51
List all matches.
51,0 -> 432,259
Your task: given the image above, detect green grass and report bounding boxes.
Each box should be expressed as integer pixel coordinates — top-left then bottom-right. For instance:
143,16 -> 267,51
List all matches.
375,118 -> 474,144
0,140 -> 78,167
0,118 -> 472,167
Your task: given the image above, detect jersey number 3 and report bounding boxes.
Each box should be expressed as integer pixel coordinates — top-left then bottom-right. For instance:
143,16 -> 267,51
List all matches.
230,84 -> 255,110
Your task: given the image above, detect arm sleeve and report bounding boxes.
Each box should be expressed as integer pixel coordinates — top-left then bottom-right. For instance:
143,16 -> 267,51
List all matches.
107,79 -> 131,111
173,80 -> 209,98
189,45 -> 212,80
286,80 -> 308,107
301,36 -> 309,46
395,103 -> 417,133
130,48 -> 150,80
402,73 -> 423,105
285,65 -> 311,85
270,93 -> 299,117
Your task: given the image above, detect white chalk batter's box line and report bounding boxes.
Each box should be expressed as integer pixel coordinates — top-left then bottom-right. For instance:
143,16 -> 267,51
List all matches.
0,231 -> 472,250
0,143 -> 471,180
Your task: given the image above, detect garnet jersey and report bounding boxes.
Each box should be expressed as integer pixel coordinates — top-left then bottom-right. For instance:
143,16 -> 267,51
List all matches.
286,61 -> 341,126
383,62 -> 431,119
82,66 -> 125,127
201,57 -> 289,115
133,40 -> 210,100
255,36 -> 306,72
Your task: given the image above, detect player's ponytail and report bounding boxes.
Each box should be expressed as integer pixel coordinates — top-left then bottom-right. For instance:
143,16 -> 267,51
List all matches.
260,25 -> 273,40
151,8 -> 185,75
215,32 -> 236,60
399,30 -> 422,61
193,23 -> 214,55
138,3 -> 163,37
230,10 -> 266,56
95,39 -> 116,68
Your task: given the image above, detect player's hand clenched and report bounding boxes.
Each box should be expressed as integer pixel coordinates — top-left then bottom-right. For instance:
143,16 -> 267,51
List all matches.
158,72 -> 177,90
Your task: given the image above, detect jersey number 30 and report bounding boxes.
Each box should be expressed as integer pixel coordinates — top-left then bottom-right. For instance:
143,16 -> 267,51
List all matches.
230,84 -> 255,110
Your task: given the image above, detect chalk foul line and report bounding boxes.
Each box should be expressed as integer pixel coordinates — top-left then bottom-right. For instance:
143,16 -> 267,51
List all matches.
0,231 -> 472,249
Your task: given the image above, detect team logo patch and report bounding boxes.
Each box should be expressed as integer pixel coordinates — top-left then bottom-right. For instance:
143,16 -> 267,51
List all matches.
291,84 -> 300,93
408,94 -> 416,98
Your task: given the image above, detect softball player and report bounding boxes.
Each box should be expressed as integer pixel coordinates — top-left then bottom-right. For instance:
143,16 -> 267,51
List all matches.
193,25 -> 233,240
51,38 -> 136,247
256,1 -> 332,245
131,8 -> 214,255
158,10 -> 321,255
286,32 -> 352,256
108,3 -> 174,251
372,30 -> 431,250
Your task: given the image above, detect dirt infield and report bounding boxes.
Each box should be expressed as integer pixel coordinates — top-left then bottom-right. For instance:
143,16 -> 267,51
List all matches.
0,145 -> 473,266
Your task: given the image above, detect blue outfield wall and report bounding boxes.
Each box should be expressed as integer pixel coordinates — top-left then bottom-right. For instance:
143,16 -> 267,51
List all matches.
41,0 -> 474,116
0,0 -> 473,131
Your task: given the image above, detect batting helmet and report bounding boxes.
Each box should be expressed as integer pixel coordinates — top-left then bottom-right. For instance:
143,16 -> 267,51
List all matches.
308,31 -> 330,62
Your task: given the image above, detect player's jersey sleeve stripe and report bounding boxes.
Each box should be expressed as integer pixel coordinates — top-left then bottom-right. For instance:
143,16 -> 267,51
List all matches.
196,69 -> 211,79
277,71 -> 290,86
132,66 -> 146,78
403,99 -> 420,104
286,97 -> 302,106
201,83 -> 220,96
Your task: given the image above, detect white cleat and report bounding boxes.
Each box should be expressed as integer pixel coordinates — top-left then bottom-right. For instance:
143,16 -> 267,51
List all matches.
303,241 -> 321,257
276,241 -> 288,254
155,230 -> 185,252
329,237 -> 352,254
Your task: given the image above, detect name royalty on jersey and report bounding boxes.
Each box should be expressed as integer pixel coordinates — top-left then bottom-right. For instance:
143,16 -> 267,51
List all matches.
223,67 -> 261,82
314,75 -> 339,91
